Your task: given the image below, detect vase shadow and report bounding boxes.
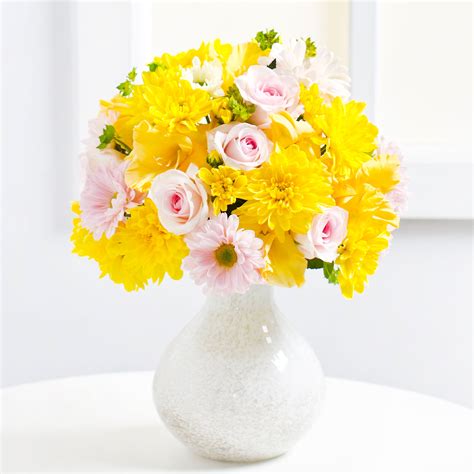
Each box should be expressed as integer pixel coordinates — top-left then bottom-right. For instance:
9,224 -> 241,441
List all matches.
3,424 -> 280,471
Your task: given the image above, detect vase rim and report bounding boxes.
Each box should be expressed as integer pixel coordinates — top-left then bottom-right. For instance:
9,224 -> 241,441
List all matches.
206,283 -> 273,298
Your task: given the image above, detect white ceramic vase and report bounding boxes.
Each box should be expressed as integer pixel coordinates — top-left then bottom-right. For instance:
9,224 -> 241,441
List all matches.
152,285 -> 325,462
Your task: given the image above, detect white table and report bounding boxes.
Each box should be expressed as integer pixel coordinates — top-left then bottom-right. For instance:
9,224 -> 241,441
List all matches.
1,372 -> 471,472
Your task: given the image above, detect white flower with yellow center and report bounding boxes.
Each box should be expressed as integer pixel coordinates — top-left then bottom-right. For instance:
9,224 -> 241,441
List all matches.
182,57 -> 224,97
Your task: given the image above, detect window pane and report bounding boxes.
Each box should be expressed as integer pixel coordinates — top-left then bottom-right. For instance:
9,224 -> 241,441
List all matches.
376,2 -> 472,151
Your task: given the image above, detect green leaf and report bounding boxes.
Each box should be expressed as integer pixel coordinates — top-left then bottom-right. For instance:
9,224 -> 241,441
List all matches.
148,62 -> 167,72
308,258 -> 339,284
323,261 -> 339,285
226,85 -> 256,121
127,67 -> 137,81
117,80 -> 133,97
116,67 -> 137,97
327,270 -> 339,285
322,261 -> 333,279
97,125 -> 116,150
307,258 -> 324,269
305,37 -> 317,58
97,124 -> 131,155
255,29 -> 280,50
267,58 -> 277,70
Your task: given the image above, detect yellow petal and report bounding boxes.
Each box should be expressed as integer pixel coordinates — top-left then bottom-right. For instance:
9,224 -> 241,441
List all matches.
125,121 -> 207,191
263,233 -> 306,287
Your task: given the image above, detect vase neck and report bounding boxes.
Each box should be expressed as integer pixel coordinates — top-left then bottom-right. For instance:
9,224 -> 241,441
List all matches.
203,284 -> 275,317
193,284 -> 290,350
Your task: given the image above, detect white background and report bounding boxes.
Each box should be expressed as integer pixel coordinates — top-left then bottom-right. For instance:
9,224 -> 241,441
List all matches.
1,1 -> 472,407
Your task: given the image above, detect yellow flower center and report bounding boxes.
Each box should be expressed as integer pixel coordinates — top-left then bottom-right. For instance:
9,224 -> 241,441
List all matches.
269,178 -> 295,208
215,243 -> 238,268
212,177 -> 235,200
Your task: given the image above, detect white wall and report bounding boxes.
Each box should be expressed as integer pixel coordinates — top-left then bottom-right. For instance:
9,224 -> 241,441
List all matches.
1,1 -> 472,408
152,2 -> 350,64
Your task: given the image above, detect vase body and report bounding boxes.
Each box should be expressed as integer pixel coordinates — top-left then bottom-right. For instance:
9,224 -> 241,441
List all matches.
152,285 -> 325,462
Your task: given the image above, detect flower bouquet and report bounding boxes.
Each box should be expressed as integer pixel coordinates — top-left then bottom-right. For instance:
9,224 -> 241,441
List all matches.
72,30 -> 407,461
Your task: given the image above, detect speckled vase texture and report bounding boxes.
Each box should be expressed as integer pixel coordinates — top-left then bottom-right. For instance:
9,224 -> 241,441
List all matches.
153,285 -> 325,462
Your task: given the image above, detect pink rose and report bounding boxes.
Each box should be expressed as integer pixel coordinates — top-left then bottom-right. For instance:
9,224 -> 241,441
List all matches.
149,169 -> 209,235
235,65 -> 301,125
208,122 -> 272,170
295,206 -> 348,262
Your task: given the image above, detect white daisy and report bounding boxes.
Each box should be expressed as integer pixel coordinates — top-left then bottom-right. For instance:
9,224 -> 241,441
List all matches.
305,46 -> 351,102
262,39 -> 306,75
182,57 -> 224,97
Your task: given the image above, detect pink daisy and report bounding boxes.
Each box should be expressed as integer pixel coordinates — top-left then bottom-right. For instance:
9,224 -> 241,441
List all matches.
377,136 -> 408,214
183,213 -> 265,294
79,151 -> 144,240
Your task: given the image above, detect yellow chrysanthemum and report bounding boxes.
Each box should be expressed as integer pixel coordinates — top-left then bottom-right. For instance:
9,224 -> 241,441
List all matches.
125,120 -> 208,191
103,70 -> 211,141
142,79 -> 211,133
335,181 -> 399,298
337,220 -> 391,299
198,166 -> 247,214
317,97 -> 378,177
100,67 -> 182,146
334,179 -> 399,227
71,200 -> 188,291
235,145 -> 334,241
141,65 -> 182,87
